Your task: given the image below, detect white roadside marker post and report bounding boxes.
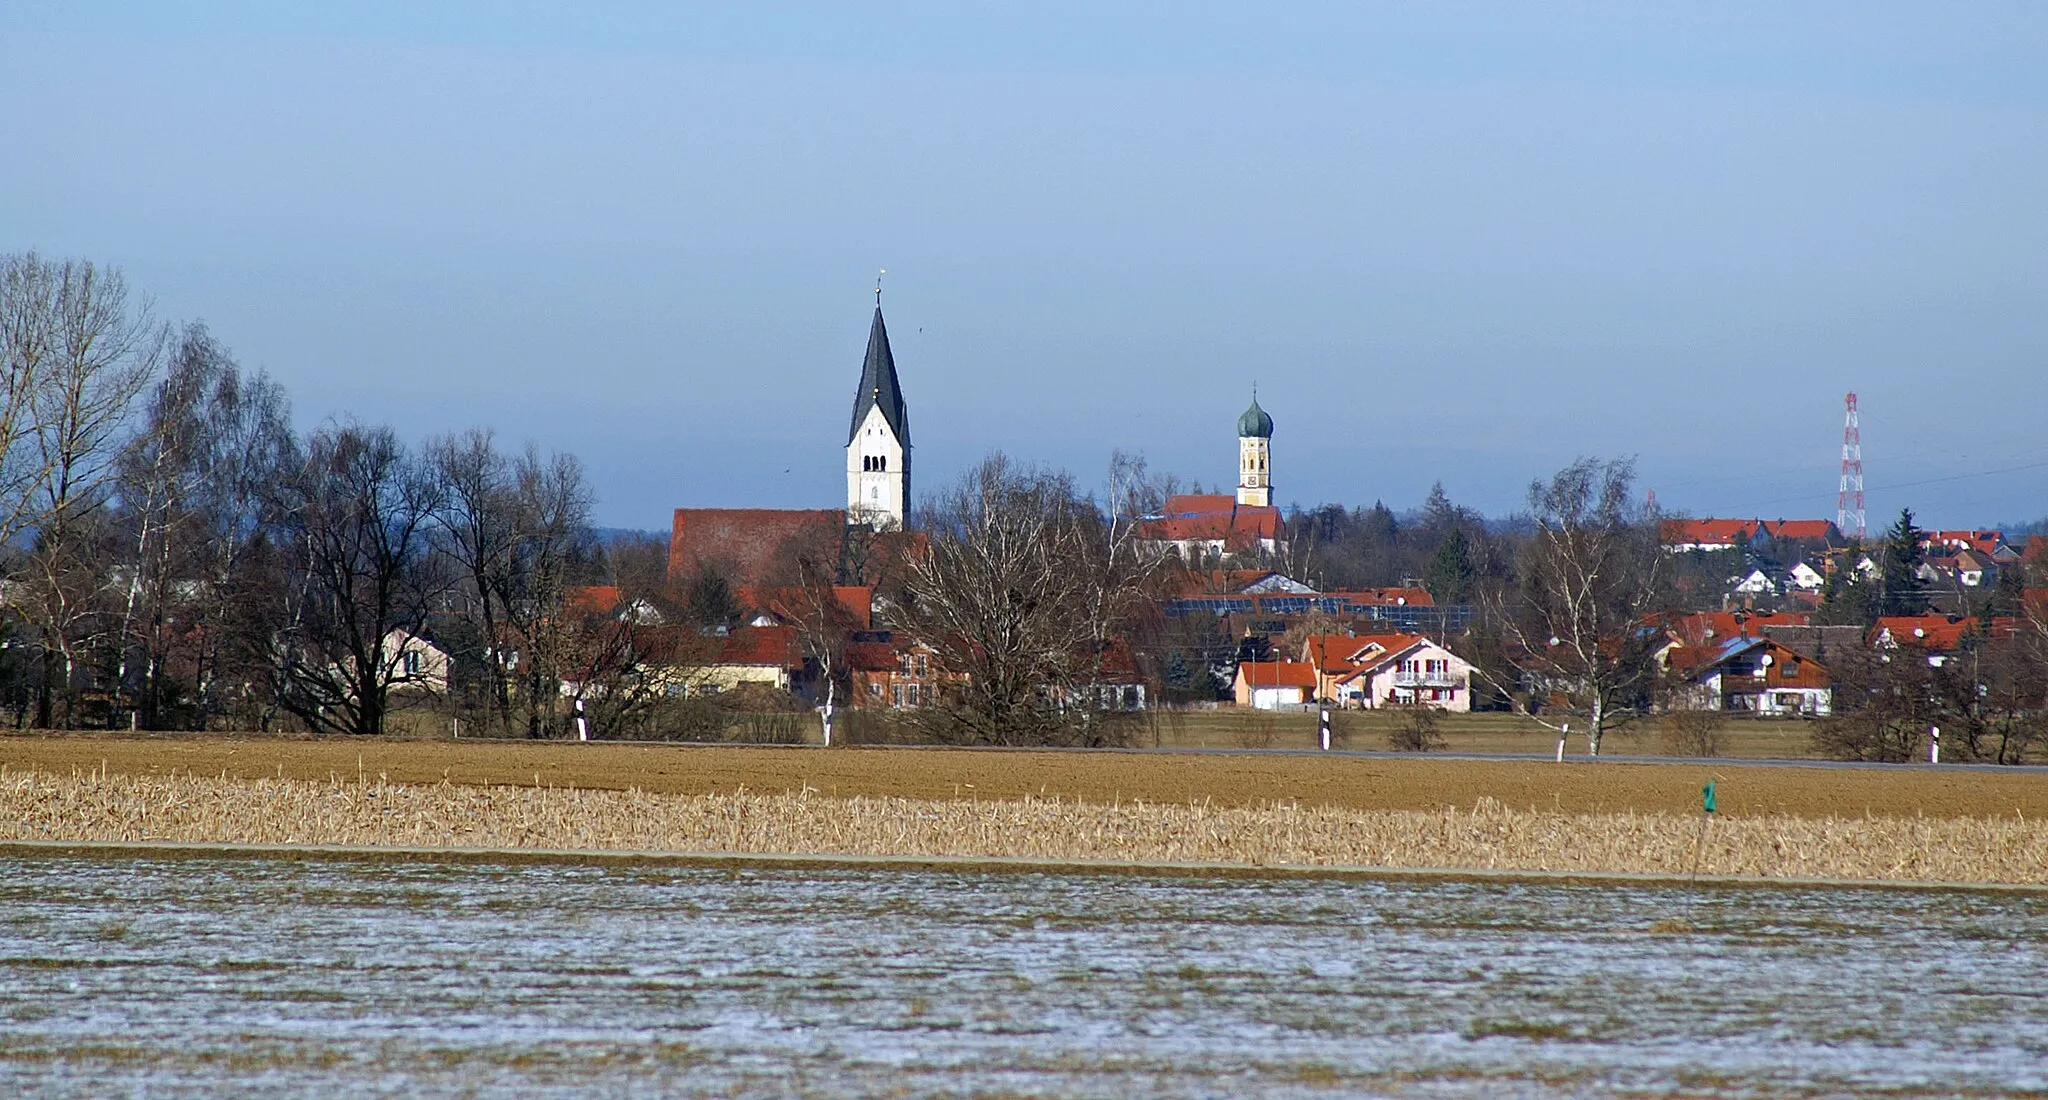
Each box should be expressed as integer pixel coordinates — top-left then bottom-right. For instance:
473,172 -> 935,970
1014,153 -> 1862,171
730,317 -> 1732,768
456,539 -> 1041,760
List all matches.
1320,704 -> 1331,752
576,697 -> 589,742
1556,722 -> 1569,762
1930,724 -> 1940,765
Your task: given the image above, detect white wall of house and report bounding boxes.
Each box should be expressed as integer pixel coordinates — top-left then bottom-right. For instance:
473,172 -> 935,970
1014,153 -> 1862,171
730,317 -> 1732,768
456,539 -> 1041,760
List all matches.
1694,671 -> 1832,717
1787,562 -> 1825,591
1249,685 -> 1309,710
1337,641 -> 1474,712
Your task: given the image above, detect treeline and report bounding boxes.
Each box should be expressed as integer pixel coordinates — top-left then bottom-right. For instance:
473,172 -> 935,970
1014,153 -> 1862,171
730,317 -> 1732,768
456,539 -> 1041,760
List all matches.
0,253 -> 607,735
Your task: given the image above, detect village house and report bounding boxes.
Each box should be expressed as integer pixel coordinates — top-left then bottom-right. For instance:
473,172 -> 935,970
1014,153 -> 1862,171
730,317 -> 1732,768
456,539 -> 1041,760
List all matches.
1233,660 -> 1317,710
1665,635 -> 1832,717
1661,518 -> 1762,553
848,632 -> 962,709
1869,615 -> 1975,666
1300,633 -> 1476,712
381,629 -> 452,695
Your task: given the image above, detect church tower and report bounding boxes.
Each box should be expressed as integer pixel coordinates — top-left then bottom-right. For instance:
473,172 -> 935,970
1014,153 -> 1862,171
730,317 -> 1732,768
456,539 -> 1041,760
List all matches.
1236,393 -> 1273,508
846,305 -> 910,529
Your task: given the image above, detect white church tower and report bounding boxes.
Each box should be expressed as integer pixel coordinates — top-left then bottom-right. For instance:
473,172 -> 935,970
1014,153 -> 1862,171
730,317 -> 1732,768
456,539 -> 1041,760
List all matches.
1236,392 -> 1274,507
845,303 -> 910,529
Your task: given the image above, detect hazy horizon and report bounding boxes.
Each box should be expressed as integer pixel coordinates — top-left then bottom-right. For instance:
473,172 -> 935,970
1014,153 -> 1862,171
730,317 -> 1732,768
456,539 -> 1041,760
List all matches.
6,3 -> 2043,530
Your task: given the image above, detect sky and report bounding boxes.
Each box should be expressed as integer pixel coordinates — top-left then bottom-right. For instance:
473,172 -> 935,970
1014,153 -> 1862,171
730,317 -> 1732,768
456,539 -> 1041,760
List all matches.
4,2 -> 2045,531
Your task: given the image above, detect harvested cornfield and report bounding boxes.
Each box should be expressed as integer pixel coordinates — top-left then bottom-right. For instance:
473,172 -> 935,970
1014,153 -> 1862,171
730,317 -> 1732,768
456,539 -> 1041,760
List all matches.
4,768 -> 2044,885
7,735 -> 2047,819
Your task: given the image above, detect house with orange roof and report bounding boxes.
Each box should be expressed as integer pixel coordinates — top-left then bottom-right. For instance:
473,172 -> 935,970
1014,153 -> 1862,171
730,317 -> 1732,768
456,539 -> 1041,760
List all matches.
1297,633 -> 1475,711
1667,635 -> 1831,717
1233,660 -> 1317,709
1138,494 -> 1283,559
1923,530 -> 2010,558
1331,637 -> 1476,712
1661,518 -> 1762,552
1758,519 -> 1843,545
732,585 -> 873,631
1662,610 -> 1814,649
1869,616 -> 1975,665
848,632 -> 961,709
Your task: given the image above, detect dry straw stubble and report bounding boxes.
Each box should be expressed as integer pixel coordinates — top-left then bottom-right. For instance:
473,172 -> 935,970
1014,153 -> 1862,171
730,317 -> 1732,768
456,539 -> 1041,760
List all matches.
3,767 -> 2044,885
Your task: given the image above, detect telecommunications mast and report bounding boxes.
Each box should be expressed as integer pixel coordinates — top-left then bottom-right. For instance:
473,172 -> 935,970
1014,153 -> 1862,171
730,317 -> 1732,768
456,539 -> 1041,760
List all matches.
1837,392 -> 1866,540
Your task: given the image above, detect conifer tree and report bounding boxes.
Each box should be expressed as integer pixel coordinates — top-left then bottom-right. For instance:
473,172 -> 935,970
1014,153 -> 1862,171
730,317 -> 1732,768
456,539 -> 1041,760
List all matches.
1425,526 -> 1476,603
1878,508 -> 1931,617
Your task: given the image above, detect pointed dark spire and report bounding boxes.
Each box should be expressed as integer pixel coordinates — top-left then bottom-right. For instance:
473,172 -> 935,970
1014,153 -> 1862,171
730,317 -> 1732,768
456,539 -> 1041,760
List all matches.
848,306 -> 909,446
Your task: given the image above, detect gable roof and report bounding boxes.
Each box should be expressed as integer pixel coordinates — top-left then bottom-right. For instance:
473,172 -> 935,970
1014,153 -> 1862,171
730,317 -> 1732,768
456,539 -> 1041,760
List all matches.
732,584 -> 873,631
848,306 -> 909,445
1662,518 -> 1760,547
1139,495 -> 1284,547
715,625 -> 802,667
1759,519 -> 1841,542
1325,587 -> 1434,608
1664,610 -> 1813,647
1667,634 -> 1830,686
1302,632 -> 1427,670
669,508 -> 846,587
1871,615 -> 1974,651
566,585 -> 621,617
1925,529 -> 2002,551
1236,660 -> 1317,689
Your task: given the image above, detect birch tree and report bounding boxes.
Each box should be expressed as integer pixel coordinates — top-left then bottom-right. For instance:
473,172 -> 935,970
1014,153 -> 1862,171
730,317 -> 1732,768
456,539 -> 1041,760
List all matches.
0,254 -> 162,726
1474,457 -> 1669,756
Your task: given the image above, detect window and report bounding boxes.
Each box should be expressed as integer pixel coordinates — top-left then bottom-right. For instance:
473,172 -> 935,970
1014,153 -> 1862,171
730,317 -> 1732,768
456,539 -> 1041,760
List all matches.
904,684 -> 920,707
892,684 -> 904,707
869,682 -> 884,698
402,650 -> 423,676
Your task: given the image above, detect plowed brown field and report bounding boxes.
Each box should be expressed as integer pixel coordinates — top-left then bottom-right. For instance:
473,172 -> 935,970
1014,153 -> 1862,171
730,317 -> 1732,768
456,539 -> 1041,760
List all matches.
3,734 -> 2041,820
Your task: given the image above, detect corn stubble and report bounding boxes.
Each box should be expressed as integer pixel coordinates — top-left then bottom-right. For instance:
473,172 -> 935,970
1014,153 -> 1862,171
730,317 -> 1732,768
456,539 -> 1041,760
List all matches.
3,768 -> 2041,885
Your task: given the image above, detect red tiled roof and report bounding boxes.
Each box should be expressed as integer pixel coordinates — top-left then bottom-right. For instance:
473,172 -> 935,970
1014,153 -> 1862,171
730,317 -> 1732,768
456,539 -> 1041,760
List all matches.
1661,518 -> 1759,546
1759,519 -> 1840,542
1871,616 -> 1974,651
731,585 -> 874,630
1302,632 -> 1426,669
1237,660 -> 1318,689
1139,495 -> 1284,548
566,585 -> 621,616
1665,610 -> 1813,646
669,508 -> 845,587
1925,530 -> 2005,554
1667,636 -> 1832,688
715,626 -> 802,667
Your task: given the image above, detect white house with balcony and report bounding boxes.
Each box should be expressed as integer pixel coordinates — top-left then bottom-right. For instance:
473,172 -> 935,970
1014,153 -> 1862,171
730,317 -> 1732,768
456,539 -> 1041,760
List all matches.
1328,636 -> 1476,712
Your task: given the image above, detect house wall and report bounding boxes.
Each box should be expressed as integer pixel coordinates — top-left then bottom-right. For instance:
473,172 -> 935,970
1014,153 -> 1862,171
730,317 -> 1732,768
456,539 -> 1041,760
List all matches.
1248,685 -> 1308,710
1337,642 -> 1474,712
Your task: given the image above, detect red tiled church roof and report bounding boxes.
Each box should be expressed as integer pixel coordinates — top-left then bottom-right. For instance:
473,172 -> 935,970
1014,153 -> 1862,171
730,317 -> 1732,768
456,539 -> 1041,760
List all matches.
669,508 -> 845,587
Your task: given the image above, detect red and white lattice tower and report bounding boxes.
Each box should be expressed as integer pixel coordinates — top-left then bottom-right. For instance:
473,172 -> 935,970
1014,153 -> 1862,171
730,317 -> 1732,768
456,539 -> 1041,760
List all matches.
1836,392 -> 1866,540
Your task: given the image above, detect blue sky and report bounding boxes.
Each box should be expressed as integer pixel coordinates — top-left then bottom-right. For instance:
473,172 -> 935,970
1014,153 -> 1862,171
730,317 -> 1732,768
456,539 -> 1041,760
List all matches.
5,2 -> 2045,529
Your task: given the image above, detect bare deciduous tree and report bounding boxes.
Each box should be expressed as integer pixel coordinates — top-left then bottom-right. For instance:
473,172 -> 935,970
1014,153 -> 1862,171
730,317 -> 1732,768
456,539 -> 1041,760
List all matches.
1473,457 -> 1669,756
0,254 -> 163,726
264,424 -> 447,735
900,453 -> 1153,746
